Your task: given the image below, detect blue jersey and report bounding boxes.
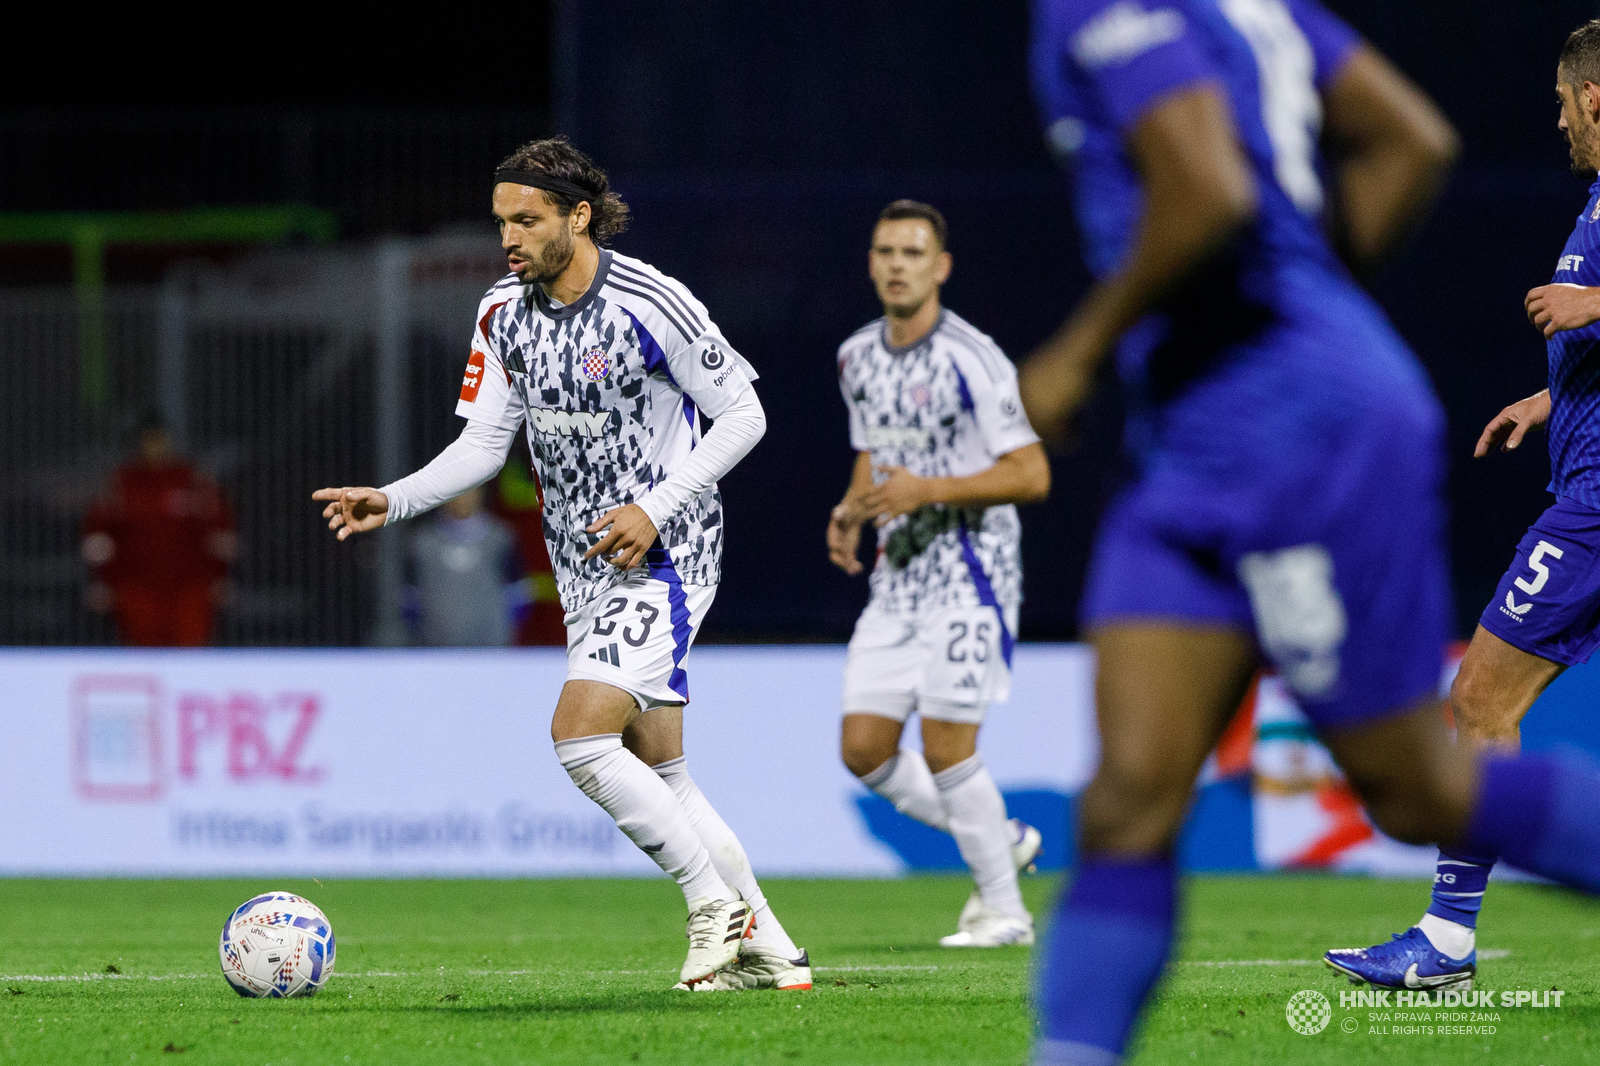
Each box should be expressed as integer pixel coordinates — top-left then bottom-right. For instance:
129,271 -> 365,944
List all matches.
1545,179 -> 1600,508
1029,0 -> 1439,467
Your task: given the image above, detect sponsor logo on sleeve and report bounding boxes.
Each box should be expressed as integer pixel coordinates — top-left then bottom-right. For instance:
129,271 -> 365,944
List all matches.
1558,254 -> 1586,273
460,351 -> 487,402
1072,1 -> 1186,69
701,344 -> 726,370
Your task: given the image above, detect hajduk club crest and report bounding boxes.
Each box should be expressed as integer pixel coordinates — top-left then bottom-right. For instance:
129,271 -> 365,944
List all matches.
581,346 -> 610,381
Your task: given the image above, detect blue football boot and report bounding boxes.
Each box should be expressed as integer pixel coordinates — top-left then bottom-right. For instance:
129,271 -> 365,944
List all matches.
1323,926 -> 1475,991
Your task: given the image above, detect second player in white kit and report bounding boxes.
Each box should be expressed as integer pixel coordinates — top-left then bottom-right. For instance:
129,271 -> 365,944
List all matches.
314,137 -> 809,991
829,201 -> 1052,947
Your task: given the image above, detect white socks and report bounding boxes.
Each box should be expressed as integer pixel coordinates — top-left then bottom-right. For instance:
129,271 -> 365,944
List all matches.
556,734 -> 731,907
1418,912 -> 1475,959
859,749 -> 950,832
858,748 -> 1027,921
932,755 -> 1028,921
653,756 -> 802,959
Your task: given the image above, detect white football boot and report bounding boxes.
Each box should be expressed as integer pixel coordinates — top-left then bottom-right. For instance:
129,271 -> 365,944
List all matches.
955,818 -> 1043,932
674,946 -> 814,992
1010,818 -> 1043,874
678,898 -> 755,987
940,899 -> 1034,948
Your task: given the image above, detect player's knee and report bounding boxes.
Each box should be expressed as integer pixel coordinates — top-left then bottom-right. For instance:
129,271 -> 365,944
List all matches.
1447,667 -> 1518,742
1077,763 -> 1191,853
840,734 -> 897,779
1448,666 -> 1489,727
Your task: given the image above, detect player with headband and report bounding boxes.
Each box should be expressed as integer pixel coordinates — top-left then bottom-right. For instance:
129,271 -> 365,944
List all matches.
313,136 -> 811,992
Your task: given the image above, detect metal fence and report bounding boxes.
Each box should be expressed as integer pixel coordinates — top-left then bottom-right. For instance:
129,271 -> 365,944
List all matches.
0,234 -> 508,646
0,108 -> 548,235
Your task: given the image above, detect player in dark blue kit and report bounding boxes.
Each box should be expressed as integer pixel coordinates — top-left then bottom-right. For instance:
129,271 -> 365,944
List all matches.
1326,18 -> 1600,994
1025,2 -> 1600,1062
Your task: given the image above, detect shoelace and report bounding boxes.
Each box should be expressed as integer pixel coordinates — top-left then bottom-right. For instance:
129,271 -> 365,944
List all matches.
686,905 -> 721,950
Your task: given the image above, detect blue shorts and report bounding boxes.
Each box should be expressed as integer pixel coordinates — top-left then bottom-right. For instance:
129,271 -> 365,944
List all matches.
1479,496 -> 1600,666
1081,400 -> 1450,732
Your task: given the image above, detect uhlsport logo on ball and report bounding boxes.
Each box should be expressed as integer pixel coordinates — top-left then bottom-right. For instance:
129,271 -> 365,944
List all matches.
1286,990 -> 1332,1035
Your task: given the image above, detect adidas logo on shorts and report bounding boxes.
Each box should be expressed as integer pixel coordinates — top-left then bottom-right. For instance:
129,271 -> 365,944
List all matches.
588,643 -> 621,666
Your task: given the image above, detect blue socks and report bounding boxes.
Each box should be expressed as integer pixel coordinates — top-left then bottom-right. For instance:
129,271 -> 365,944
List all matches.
1463,753 -> 1600,893
1426,846 -> 1495,928
1035,857 -> 1176,1066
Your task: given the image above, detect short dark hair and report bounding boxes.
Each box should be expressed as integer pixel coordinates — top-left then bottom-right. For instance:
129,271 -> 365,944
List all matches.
496,136 -> 630,245
1561,19 -> 1600,90
875,200 -> 948,250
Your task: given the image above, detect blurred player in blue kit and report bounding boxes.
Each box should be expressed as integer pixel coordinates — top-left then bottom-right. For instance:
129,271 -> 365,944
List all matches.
1025,1 -> 1600,1061
1326,18 -> 1600,992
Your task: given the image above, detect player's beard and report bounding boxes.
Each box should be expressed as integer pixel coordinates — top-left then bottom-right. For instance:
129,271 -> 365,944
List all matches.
527,227 -> 576,285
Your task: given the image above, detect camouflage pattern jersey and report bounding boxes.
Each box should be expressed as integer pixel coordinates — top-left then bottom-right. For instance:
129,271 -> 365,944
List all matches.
458,250 -> 758,612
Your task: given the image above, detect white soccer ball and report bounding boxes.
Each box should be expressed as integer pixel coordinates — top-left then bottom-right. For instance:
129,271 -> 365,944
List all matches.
218,891 -> 336,998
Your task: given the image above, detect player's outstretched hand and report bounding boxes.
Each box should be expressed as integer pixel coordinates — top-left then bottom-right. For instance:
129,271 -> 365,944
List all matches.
312,487 -> 390,540
827,503 -> 865,576
585,504 -> 658,570
1474,390 -> 1551,458
860,466 -> 929,527
1526,284 -> 1600,338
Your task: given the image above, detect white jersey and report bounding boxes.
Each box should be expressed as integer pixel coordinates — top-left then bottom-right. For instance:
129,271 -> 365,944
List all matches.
838,309 -> 1040,614
459,250 -> 757,611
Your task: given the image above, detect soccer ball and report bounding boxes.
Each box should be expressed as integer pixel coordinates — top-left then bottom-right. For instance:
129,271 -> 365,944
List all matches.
218,891 -> 336,998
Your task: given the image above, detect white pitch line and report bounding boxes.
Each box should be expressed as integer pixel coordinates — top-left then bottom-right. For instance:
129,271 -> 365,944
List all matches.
0,973 -> 211,983
0,965 -> 936,984
814,965 -> 940,973
1179,959 -> 1320,968
32,955 -> 1516,984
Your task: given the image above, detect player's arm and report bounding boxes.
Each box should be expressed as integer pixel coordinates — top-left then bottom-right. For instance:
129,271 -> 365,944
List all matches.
1320,45 -> 1458,275
314,420 -> 516,540
317,307 -> 522,540
827,451 -> 877,575
588,333 -> 766,571
1475,390 -> 1551,458
1526,284 -> 1600,338
1018,86 -> 1259,440
859,443 -> 1051,525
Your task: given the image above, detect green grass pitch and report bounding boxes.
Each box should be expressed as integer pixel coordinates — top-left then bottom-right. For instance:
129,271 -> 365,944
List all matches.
1,875 -> 1596,1064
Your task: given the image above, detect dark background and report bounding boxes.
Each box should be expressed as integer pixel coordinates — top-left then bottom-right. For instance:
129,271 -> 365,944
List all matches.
2,0 -> 1594,642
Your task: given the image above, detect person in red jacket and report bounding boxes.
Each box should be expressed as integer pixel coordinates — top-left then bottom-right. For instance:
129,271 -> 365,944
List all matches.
83,415 -> 236,646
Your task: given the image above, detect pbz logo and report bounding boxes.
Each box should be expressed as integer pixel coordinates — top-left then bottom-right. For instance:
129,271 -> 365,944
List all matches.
178,692 -> 324,783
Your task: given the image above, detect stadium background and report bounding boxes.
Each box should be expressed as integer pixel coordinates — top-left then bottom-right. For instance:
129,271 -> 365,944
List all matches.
4,0 -> 1600,880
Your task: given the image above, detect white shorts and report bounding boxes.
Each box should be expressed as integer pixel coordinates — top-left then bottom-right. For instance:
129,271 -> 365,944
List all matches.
565,571 -> 716,710
841,600 -> 1019,725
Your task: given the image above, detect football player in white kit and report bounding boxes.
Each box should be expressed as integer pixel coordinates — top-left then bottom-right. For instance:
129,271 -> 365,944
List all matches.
829,201 -> 1052,946
313,137 -> 809,991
